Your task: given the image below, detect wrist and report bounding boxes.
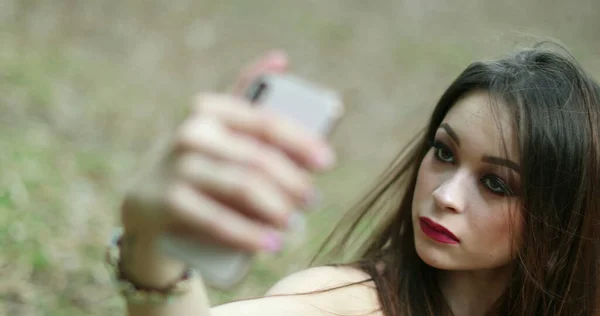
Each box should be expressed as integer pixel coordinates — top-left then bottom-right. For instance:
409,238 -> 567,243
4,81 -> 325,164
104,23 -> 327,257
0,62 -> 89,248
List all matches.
119,226 -> 188,289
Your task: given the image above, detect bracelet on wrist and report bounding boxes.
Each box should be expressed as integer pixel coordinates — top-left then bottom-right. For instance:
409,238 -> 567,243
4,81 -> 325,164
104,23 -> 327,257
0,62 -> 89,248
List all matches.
105,227 -> 197,305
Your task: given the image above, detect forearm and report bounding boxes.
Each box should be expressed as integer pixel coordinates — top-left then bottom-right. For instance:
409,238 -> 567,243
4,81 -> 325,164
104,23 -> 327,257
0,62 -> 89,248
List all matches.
119,226 -> 213,316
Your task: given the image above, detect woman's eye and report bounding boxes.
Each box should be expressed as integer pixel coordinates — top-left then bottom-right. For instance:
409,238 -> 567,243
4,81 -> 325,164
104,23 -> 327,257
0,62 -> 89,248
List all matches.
481,175 -> 514,196
432,141 -> 455,163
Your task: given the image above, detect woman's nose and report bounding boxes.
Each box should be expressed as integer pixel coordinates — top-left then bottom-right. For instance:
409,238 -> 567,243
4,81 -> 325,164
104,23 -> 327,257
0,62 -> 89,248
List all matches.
432,170 -> 468,213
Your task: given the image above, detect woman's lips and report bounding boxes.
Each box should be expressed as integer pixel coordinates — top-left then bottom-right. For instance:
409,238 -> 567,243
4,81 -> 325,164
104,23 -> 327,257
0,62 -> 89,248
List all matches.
419,217 -> 460,244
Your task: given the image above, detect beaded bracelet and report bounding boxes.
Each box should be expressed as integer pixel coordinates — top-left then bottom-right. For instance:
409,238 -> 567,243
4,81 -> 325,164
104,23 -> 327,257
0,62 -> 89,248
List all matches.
105,228 -> 197,305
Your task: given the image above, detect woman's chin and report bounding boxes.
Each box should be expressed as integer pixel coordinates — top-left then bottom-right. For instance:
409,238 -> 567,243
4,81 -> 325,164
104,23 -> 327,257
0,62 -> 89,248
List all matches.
414,236 -> 462,270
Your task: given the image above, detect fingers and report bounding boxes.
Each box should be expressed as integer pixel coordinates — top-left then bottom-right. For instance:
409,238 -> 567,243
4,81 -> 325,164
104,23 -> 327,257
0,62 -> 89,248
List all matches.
190,94 -> 335,171
176,115 -> 314,203
165,182 -> 282,252
152,51 -> 333,254
174,153 -> 297,229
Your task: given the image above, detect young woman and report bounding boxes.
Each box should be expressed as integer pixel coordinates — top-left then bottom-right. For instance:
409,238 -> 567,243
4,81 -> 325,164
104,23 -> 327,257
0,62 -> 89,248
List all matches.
111,44 -> 600,316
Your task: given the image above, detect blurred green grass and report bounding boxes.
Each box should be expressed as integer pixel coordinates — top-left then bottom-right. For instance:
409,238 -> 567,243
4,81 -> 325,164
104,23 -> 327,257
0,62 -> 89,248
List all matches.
1,1 -> 599,315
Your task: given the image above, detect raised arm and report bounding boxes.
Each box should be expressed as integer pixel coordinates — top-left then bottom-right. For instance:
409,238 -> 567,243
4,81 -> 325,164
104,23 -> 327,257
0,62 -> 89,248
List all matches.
109,52 -> 340,316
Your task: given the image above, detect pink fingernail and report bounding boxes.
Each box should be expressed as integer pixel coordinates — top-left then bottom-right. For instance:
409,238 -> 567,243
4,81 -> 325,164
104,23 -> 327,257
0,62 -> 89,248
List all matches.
267,50 -> 287,60
262,231 -> 283,252
266,50 -> 288,69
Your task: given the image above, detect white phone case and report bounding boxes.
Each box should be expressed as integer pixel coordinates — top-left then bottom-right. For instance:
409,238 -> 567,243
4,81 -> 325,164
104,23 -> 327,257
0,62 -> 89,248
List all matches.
157,234 -> 253,289
246,74 -> 343,135
157,74 -> 343,289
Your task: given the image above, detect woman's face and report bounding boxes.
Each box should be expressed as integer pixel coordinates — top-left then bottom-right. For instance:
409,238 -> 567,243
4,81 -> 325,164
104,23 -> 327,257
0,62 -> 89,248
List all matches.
412,90 -> 522,271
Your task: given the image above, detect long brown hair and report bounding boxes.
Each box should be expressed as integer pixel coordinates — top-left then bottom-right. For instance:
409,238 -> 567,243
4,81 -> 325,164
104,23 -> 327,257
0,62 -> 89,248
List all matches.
316,44 -> 600,315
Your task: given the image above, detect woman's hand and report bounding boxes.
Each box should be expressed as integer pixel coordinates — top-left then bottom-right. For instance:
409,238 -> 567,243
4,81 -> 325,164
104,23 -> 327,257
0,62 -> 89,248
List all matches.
120,51 -> 336,256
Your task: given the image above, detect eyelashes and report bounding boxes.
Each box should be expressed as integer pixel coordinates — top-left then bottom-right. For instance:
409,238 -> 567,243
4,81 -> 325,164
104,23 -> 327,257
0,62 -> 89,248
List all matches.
481,175 -> 515,196
431,141 -> 455,163
430,140 -> 515,197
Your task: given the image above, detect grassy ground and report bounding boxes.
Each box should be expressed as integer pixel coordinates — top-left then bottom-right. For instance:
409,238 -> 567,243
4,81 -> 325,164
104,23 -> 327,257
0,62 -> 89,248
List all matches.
1,1 -> 599,315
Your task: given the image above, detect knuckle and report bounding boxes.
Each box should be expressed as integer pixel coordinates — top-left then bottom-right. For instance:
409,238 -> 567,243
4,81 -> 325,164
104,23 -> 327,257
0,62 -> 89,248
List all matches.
278,195 -> 295,213
193,93 -> 245,115
164,181 -> 214,224
219,229 -> 260,251
248,146 -> 272,173
192,93 -> 217,114
239,135 -> 261,156
260,146 -> 281,165
218,217 -> 264,249
164,182 -> 183,214
229,167 -> 260,202
260,113 -> 281,138
295,172 -> 313,197
261,148 -> 312,197
273,206 -> 294,227
164,182 -> 198,215
176,117 -> 222,149
214,214 -> 245,238
175,153 -> 198,177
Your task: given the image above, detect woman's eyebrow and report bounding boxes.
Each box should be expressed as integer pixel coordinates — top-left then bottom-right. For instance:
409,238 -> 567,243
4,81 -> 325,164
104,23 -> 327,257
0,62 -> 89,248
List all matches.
440,123 -> 460,146
440,122 -> 520,173
482,156 -> 521,173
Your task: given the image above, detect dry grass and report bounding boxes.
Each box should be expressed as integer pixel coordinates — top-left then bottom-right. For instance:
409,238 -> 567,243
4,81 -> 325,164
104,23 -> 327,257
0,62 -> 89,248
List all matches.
1,1 -> 599,315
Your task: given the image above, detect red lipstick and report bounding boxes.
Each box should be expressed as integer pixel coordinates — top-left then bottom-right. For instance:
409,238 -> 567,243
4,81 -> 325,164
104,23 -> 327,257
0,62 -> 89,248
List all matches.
419,217 -> 459,244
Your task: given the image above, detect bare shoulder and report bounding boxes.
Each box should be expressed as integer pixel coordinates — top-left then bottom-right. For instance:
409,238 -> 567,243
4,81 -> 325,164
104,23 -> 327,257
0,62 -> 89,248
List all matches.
267,266 -> 382,315
211,266 -> 382,316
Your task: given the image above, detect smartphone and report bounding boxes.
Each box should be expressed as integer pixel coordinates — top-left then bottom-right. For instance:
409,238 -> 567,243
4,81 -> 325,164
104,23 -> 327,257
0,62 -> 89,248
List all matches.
244,74 -> 343,135
157,74 -> 343,289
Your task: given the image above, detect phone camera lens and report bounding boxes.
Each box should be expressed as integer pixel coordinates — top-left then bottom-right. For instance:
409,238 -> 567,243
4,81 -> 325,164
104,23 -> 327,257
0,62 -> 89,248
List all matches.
248,82 -> 268,104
